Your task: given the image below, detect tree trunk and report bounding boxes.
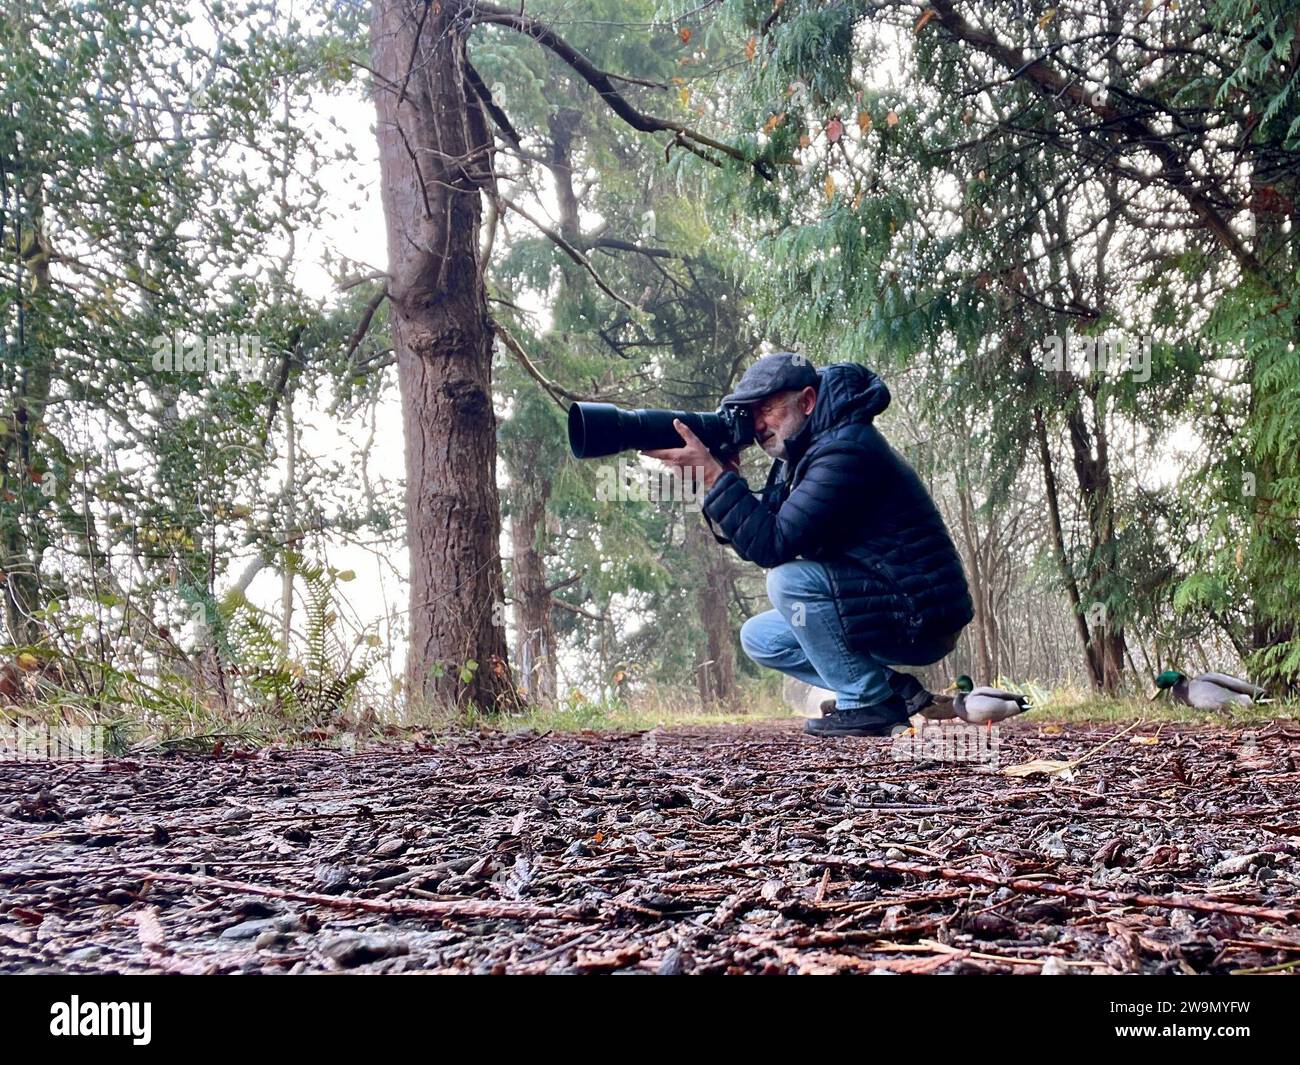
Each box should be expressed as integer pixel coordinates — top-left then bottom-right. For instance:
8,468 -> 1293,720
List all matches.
954,482 -> 993,681
1065,399 -> 1129,693
1033,407 -> 1103,690
1245,161 -> 1299,691
510,475 -> 557,704
371,0 -> 513,711
687,514 -> 736,706
0,174 -> 53,647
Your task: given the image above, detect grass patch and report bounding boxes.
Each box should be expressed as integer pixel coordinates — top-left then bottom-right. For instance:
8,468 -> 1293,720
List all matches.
495,702 -> 784,734
1022,687 -> 1298,726
481,682 -> 790,735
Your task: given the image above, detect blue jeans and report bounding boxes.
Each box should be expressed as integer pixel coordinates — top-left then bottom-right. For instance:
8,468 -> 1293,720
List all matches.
740,560 -> 932,714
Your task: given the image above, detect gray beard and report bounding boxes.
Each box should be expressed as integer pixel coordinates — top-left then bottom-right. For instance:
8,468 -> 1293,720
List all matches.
762,411 -> 810,462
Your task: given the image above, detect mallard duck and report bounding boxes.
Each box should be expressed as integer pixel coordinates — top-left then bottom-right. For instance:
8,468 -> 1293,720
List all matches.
1152,669 -> 1267,711
917,691 -> 958,720
943,675 -> 1032,726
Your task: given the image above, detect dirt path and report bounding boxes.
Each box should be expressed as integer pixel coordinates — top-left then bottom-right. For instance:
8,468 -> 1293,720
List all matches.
2,719 -> 1298,973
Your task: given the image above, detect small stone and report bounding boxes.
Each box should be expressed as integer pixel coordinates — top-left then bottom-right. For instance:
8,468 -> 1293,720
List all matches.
220,918 -> 282,941
1211,853 -> 1264,878
314,863 -> 351,893
1038,957 -> 1068,975
254,929 -> 297,950
656,949 -> 686,976
373,836 -> 407,859
221,808 -> 252,822
319,933 -> 409,968
964,912 -> 1016,939
1040,831 -> 1069,859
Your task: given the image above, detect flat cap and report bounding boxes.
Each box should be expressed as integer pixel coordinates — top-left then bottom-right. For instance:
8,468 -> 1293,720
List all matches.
720,352 -> 818,407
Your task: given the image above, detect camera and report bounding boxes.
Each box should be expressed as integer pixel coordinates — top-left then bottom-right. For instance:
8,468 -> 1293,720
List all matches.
567,402 -> 755,460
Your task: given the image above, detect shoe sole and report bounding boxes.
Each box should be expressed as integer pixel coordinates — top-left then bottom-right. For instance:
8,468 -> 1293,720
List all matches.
803,724 -> 899,738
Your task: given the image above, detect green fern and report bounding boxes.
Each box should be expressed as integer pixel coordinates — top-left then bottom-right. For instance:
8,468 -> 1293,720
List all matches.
223,553 -> 379,725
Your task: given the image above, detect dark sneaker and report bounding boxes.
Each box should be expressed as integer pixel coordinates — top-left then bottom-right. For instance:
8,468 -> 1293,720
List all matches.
806,697 -> 911,738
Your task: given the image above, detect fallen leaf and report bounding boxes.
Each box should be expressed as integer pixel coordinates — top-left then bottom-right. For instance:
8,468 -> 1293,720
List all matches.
857,110 -> 872,133
915,9 -> 936,32
824,174 -> 835,201
825,116 -> 843,143
1002,758 -> 1076,779
762,112 -> 786,134
576,946 -> 642,970
745,36 -> 756,61
679,27 -> 692,45
886,110 -> 899,127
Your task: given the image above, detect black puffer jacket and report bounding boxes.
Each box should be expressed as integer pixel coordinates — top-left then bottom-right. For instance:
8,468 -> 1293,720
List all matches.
702,363 -> 973,664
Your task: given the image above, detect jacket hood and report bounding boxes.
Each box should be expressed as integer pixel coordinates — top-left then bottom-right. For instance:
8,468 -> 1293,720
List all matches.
776,362 -> 890,470
809,363 -> 891,434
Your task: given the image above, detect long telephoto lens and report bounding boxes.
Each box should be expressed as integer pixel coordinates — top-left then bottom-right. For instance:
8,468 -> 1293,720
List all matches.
568,403 -> 730,459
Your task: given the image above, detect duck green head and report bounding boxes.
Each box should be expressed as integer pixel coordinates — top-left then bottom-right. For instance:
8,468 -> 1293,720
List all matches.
1151,669 -> 1186,700
953,674 -> 974,693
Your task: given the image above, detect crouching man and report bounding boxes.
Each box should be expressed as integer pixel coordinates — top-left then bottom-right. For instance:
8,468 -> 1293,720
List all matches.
644,353 -> 973,737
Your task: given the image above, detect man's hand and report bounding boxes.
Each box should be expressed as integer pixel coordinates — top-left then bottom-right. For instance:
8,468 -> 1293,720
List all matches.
641,419 -> 739,491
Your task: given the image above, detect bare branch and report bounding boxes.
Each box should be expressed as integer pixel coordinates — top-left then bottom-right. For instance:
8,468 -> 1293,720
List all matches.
471,3 -> 770,177
496,194 -> 638,312
492,321 -> 594,406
